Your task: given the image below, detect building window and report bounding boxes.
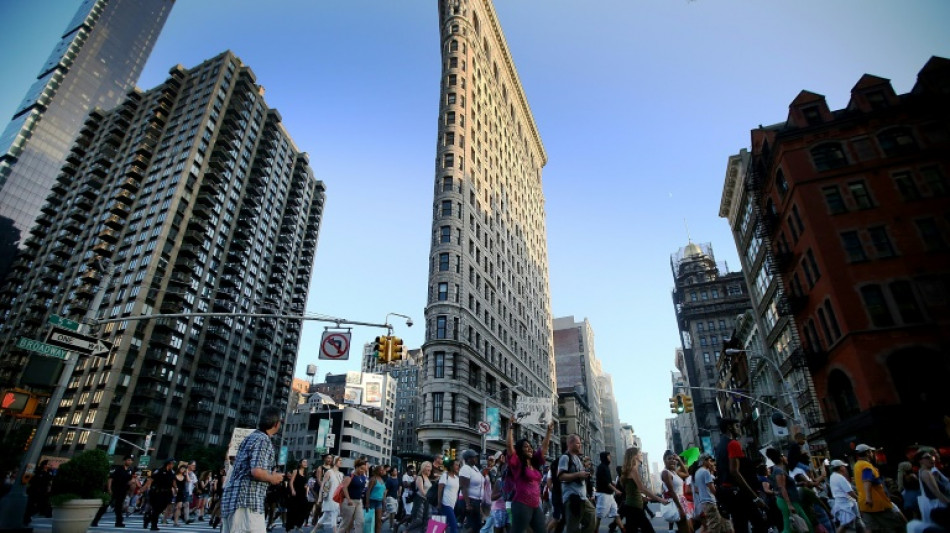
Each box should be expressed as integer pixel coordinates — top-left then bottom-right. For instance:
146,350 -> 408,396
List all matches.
916,218 -> 947,251
802,106 -> 823,126
922,166 -> 948,196
450,40 -> 458,52
697,322 -> 704,332
811,143 -> 847,171
868,226 -> 895,258
890,280 -> 924,323
441,200 -> 452,216
892,171 -> 920,200
775,169 -> 789,198
436,316 -> 447,338
440,226 -> 451,243
442,176 -> 454,192
437,282 -> 448,301
860,284 -> 895,328
841,231 -> 867,262
443,153 -> 454,168
824,300 -> 841,339
435,352 -> 445,378
446,111 -> 456,125
848,181 -> 874,209
877,127 -> 917,157
433,392 -> 443,422
439,253 -> 449,271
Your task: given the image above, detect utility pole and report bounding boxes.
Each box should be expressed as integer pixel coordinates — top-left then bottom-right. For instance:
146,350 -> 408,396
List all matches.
0,261 -> 115,531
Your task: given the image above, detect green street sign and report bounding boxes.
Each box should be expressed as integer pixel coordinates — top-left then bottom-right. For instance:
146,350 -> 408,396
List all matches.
17,337 -> 69,360
48,315 -> 80,331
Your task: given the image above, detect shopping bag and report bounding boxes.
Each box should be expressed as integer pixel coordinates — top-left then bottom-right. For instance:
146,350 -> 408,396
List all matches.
426,517 -> 448,533
364,509 -> 375,533
659,501 -> 680,522
332,484 -> 345,504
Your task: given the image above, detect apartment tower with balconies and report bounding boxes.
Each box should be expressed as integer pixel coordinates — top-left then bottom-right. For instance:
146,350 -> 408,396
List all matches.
0,51 -> 325,460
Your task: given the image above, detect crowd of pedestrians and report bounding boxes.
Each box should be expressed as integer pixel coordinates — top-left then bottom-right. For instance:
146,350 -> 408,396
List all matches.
9,408 -> 949,533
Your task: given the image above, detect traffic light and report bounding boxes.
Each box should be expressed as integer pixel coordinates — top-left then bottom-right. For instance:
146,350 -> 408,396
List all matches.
1,388 -> 39,417
450,448 -> 456,460
389,337 -> 404,362
682,395 -> 694,413
669,394 -> 685,414
24,428 -> 37,451
374,336 -> 389,363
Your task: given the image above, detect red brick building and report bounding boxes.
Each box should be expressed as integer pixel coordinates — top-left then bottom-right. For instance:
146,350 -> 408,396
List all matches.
747,57 -> 950,460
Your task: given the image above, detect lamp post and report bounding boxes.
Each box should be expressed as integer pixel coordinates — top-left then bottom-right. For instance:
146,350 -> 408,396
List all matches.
482,385 -> 522,458
724,348 -> 806,433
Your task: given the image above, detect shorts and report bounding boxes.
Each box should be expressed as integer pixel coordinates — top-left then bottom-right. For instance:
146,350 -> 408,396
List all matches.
222,508 -> 266,533
491,508 -> 509,528
369,499 -> 383,510
701,502 -> 733,533
861,508 -> 903,532
595,493 -> 618,519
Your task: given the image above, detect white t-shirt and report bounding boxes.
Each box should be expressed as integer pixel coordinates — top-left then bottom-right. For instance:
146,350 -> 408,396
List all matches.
439,472 -> 460,508
829,472 -> 854,503
459,464 -> 485,500
402,473 -> 415,502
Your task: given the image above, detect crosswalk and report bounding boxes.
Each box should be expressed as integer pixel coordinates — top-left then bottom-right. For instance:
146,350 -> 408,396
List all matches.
28,504 -> 672,533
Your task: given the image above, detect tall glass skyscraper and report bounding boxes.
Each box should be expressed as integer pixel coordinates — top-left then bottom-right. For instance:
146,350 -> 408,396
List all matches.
0,0 -> 174,284
419,0 -> 556,457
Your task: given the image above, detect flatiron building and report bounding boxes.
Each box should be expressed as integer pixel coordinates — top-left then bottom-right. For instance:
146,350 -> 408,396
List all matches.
419,0 -> 556,457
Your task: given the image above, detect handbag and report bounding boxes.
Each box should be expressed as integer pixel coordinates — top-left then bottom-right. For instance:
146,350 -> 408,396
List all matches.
789,513 -> 809,533
659,500 -> 681,522
332,484 -> 345,504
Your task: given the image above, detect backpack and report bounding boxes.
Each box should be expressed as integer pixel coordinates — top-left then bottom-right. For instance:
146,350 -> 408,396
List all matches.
551,454 -> 578,518
426,479 -> 440,507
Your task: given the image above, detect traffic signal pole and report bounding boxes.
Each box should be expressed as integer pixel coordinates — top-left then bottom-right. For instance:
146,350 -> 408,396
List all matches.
0,261 -> 115,532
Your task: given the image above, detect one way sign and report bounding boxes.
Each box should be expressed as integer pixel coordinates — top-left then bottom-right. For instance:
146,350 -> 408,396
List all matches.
46,327 -> 111,356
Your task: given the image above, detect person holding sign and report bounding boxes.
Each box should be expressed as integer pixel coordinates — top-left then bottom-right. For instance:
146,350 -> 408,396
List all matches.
507,419 -> 555,533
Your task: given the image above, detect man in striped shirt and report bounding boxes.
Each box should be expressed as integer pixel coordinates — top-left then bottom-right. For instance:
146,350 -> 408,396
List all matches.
220,406 -> 285,533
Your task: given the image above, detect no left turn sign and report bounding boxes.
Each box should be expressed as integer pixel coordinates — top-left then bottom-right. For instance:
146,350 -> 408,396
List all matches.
320,331 -> 351,360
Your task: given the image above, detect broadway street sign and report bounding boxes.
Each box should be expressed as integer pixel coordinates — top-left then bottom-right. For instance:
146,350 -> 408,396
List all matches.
16,337 -> 69,360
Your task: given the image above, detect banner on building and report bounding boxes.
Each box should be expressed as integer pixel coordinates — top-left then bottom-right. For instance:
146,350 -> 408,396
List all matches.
486,407 -> 501,441
345,371 -> 362,385
316,418 -> 330,454
363,374 -> 384,408
514,397 -> 552,426
344,385 -> 363,405
227,427 -> 256,457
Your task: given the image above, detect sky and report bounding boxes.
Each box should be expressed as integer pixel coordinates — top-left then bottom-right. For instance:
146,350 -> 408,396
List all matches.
1,0 -> 948,464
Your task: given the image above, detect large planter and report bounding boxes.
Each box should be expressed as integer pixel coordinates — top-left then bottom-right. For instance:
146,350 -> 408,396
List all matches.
51,498 -> 102,533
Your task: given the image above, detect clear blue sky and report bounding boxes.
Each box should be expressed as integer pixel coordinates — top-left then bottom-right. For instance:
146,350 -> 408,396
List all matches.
2,0 -> 948,464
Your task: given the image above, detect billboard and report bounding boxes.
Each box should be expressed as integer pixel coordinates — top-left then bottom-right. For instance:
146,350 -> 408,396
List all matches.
363,374 -> 384,408
344,386 -> 363,405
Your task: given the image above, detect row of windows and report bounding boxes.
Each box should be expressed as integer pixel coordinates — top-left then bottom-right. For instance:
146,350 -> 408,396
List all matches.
809,127 -> 923,172
821,167 -> 946,216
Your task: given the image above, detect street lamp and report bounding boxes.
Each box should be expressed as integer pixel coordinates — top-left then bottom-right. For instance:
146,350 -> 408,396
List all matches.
482,385 -> 523,458
724,348 -> 807,433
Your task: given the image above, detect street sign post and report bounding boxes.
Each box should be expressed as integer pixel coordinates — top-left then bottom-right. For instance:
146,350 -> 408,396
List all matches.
45,327 -> 110,356
16,337 -> 69,360
47,315 -> 80,331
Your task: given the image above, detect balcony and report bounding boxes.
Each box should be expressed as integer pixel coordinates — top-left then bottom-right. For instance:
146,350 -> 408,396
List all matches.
195,369 -> 221,383
183,414 -> 211,429
190,383 -> 216,399
104,214 -> 123,230
110,202 -> 130,216
198,353 -> 225,369
204,340 -> 227,355
178,244 -> 200,258
98,229 -> 119,243
119,177 -> 140,192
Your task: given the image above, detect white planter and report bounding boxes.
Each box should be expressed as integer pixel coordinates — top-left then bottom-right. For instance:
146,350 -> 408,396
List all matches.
52,498 -> 102,533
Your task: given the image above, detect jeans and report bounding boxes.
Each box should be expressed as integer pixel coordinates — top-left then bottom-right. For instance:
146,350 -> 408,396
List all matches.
442,504 -> 460,533
510,501 -> 547,533
721,485 -> 768,533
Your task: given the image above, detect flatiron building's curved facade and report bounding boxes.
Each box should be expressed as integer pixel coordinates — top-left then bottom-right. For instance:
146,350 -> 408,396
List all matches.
419,0 -> 556,457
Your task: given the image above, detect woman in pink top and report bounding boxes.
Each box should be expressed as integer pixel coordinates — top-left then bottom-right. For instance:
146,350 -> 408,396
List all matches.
506,420 -> 555,533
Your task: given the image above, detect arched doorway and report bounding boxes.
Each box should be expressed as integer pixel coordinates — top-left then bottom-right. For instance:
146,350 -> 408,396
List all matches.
827,369 -> 860,421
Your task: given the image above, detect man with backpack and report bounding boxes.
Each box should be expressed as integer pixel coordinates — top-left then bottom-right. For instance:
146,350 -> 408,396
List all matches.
714,418 -> 768,533
558,434 -> 596,533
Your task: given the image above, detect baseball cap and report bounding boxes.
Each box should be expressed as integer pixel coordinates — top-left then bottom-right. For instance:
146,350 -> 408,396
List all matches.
855,444 -> 875,453
830,460 -> 848,468
461,450 -> 478,460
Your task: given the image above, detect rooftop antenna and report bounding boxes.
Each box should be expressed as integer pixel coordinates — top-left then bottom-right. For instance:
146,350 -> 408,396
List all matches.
685,218 -> 692,243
